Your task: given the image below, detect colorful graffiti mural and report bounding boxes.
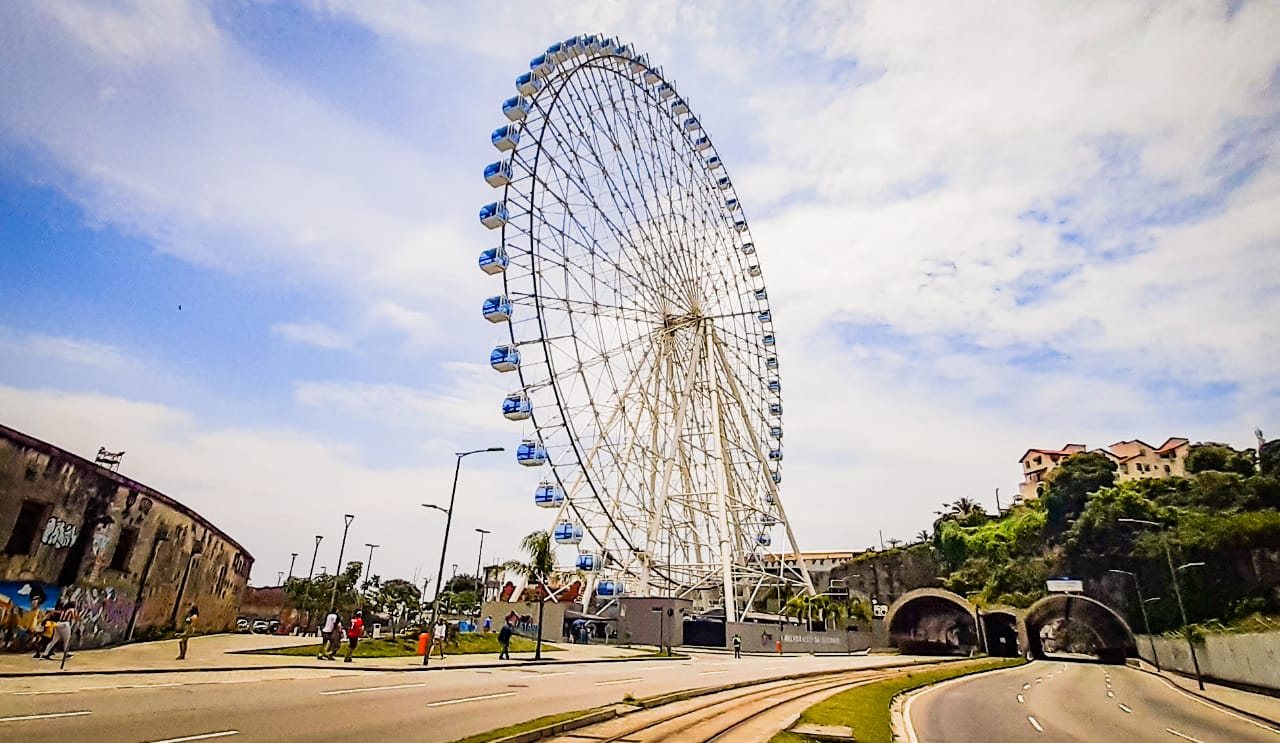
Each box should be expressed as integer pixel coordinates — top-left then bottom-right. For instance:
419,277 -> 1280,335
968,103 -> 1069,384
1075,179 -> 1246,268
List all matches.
64,585 -> 134,648
40,517 -> 79,548
0,582 -> 63,652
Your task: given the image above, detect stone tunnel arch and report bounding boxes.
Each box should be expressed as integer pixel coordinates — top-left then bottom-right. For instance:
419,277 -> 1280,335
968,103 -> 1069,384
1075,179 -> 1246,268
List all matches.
885,588 -> 979,656
1023,594 -> 1135,664
980,607 -> 1021,657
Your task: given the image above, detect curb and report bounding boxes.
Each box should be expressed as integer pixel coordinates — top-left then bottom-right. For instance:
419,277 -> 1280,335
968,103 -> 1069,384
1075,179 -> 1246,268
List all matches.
894,661 -> 1028,743
0,653 -> 683,679
1130,663 -> 1280,728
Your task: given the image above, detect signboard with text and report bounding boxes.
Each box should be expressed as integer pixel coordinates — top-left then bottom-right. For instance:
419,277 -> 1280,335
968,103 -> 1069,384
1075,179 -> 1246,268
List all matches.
1046,579 -> 1084,593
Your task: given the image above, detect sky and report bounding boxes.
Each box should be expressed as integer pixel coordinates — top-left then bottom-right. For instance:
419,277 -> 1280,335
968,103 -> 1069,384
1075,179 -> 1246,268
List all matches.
1,1 -> 1277,588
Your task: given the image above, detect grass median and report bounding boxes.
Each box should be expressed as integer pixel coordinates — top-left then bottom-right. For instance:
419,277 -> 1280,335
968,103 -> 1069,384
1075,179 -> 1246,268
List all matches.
770,657 -> 1026,743
248,633 -> 556,658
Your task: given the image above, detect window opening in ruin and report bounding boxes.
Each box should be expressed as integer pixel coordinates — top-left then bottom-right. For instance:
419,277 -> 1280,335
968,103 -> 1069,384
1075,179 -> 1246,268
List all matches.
4,500 -> 47,555
109,527 -> 138,572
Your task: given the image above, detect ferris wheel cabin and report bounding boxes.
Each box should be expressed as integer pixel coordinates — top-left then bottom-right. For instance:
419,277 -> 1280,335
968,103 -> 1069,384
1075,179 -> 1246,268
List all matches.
490,344 -> 520,372
672,99 -> 690,116
484,160 -> 513,187
529,53 -> 553,78
766,356 -> 778,369
517,440 -> 548,467
516,72 -> 543,97
762,333 -> 775,346
767,379 -> 781,394
576,553 -> 599,571
761,514 -> 777,526
706,155 -> 723,170
758,310 -> 772,323
770,425 -> 783,439
756,533 -> 772,547
596,579 -> 624,596
534,481 -> 564,507
491,124 -> 520,151
693,136 -> 711,152
482,295 -> 512,323
769,448 -> 783,461
717,176 -> 732,191
553,521 -> 584,545
502,96 -> 530,122
725,198 -> 740,211
479,201 -> 509,229
754,288 -> 768,300
769,401 -> 782,416
478,246 -> 508,274
771,470 -> 782,485
502,392 -> 532,421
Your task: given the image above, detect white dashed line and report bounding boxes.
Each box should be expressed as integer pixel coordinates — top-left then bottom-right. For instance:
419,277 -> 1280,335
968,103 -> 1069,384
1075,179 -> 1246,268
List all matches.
699,670 -> 730,675
527,671 -> 575,679
1165,728 -> 1205,743
1017,694 -> 1025,703
1023,683 -> 1032,689
426,692 -> 516,707
145,732 -> 238,743
320,682 -> 429,696
1119,703 -> 1133,714
1107,690 -> 1115,698
0,711 -> 92,723
1028,716 -> 1044,732
594,678 -> 643,686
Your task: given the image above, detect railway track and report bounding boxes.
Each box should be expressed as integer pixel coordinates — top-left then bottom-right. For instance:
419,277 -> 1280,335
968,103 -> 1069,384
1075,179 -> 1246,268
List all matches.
549,664 -> 924,743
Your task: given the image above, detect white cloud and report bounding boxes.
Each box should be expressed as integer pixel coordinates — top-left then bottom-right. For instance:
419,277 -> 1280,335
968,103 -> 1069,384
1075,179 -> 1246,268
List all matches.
271,321 -> 355,351
0,327 -> 139,371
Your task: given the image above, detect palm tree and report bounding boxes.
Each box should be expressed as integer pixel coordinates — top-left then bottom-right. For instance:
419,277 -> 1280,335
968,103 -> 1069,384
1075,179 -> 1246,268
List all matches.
782,594 -> 812,630
915,530 -> 930,544
886,537 -> 903,549
949,497 -> 983,517
503,530 -> 556,660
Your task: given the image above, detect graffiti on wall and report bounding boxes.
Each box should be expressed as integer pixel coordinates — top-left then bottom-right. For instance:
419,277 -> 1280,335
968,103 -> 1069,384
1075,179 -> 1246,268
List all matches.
0,582 -> 63,652
63,585 -> 134,648
40,517 -> 79,549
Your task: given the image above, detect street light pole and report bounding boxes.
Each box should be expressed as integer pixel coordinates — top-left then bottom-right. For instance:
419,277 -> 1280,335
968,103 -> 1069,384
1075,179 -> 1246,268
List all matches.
329,514 -> 355,611
475,528 -> 491,603
287,552 -> 298,581
1109,569 -> 1159,670
304,535 -> 322,632
363,543 -> 380,588
1118,518 -> 1205,690
423,447 -> 504,666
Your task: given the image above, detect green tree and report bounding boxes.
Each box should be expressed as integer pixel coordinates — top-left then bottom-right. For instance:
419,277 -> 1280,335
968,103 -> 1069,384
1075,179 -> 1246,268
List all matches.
1259,438 -> 1280,478
1186,444 -> 1256,476
375,579 -> 422,637
1043,452 -> 1117,531
504,530 -> 556,660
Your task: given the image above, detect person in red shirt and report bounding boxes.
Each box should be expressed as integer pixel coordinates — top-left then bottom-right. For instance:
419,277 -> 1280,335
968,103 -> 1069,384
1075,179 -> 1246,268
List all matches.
343,610 -> 364,663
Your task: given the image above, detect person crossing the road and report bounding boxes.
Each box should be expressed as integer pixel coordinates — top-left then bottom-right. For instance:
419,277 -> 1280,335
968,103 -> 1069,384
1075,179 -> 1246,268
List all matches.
343,611 -> 364,663
317,609 -> 340,660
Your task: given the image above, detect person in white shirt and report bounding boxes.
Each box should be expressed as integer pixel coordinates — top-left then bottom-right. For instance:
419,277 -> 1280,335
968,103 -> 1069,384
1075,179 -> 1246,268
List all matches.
431,620 -> 447,659
318,610 -> 340,660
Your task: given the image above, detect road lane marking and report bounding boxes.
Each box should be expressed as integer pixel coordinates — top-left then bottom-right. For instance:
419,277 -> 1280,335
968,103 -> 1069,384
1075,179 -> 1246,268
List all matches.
594,678 -> 643,686
528,671 -> 575,679
0,711 -> 92,723
699,670 -> 730,675
1107,691 -> 1115,698
1028,716 -> 1044,732
1165,729 -> 1205,743
1016,694 -> 1025,703
1119,703 -> 1133,713
901,661 -> 1028,743
1023,683 -> 1032,689
145,732 -> 238,743
16,682 -> 185,695
321,682 -> 429,696
427,692 -> 516,707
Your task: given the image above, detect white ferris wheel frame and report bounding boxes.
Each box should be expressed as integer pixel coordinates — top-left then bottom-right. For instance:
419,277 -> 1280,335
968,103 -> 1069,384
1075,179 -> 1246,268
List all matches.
478,35 -> 814,621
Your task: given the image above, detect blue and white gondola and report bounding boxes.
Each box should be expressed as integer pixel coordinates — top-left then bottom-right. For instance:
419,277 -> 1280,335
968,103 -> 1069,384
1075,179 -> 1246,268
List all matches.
576,553 -> 599,571
482,295 -> 512,323
767,379 -> 781,394
502,392 -> 531,421
759,310 -> 772,323
490,344 -> 520,372
756,533 -> 773,547
769,402 -> 782,416
516,71 -> 543,97
534,481 -> 564,507
735,220 -> 750,233
769,449 -> 783,462
706,155 -> 723,170
763,333 -> 776,347
747,263 -> 761,276
484,160 -> 513,187
529,53 -> 554,78
672,98 -> 690,116
554,521 -> 584,545
693,136 -> 711,152
596,579 -> 623,596
518,440 -> 548,467
502,96 -> 531,122
725,198 -> 740,211
766,356 -> 778,369
478,246 -> 508,274
754,287 -> 767,300
479,201 -> 508,229
717,176 -> 732,191
771,471 -> 782,485
770,425 -> 783,439
492,124 -> 520,151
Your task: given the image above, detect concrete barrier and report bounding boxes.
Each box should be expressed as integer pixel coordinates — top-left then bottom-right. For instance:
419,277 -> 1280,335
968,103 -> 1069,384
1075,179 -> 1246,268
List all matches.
1136,631 -> 1280,693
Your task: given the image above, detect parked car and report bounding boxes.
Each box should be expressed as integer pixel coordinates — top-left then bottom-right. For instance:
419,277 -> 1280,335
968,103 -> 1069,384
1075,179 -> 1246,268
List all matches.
251,620 -> 270,633
236,618 -> 250,631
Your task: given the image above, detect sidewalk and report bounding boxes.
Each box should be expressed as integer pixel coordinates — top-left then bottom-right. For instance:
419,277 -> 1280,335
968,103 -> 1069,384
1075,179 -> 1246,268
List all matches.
1133,660 -> 1280,726
0,633 -> 657,677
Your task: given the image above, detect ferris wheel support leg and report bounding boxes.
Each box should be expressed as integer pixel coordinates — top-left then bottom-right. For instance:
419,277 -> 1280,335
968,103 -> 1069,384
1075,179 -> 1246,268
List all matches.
706,325 -> 739,624
640,322 -> 706,597
709,328 -> 817,598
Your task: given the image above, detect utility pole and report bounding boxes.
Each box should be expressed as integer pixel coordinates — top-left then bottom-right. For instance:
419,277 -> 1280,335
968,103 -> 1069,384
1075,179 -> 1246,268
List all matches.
474,528 -> 491,603
287,552 -> 298,581
363,543 -> 380,588
304,536 -> 322,632
328,515 -> 355,611
1119,518 -> 1206,690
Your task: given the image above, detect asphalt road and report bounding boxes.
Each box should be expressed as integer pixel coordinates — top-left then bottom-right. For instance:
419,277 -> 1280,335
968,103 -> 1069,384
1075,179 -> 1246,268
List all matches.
908,660 -> 1280,743
0,652 -> 925,742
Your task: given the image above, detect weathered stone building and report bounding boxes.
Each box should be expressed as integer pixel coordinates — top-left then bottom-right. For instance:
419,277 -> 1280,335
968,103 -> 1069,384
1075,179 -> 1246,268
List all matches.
0,423 -> 252,652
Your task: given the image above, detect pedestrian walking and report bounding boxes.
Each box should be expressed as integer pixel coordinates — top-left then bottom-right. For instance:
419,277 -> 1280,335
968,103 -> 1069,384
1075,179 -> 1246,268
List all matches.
343,611 -> 364,663
483,615 -> 492,634
431,619 -> 447,659
732,633 -> 742,659
498,620 -> 513,660
176,604 -> 199,660
317,609 -> 340,660
38,599 -> 77,661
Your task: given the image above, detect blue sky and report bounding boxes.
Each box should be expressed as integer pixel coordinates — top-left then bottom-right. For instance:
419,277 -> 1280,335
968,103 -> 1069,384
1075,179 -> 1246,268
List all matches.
1,1 -> 1278,586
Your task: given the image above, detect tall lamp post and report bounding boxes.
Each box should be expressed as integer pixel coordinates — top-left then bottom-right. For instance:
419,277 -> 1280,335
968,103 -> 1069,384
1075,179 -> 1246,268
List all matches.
304,536 -> 322,632
1108,568 -> 1159,670
363,543 -> 380,588
474,528 -> 491,604
1118,518 -> 1206,689
422,446 -> 504,666
329,514 -> 355,611
287,552 -> 298,581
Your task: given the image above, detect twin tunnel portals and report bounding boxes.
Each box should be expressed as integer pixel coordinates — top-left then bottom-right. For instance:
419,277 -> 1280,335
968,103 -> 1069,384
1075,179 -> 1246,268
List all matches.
885,589 -> 1136,664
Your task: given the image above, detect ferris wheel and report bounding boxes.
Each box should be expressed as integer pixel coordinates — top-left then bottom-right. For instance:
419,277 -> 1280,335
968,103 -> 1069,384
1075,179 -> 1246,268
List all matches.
476,34 -> 814,621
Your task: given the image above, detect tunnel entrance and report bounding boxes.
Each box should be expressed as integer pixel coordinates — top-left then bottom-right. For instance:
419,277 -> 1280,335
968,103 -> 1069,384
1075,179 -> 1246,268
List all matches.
886,589 -> 978,656
1023,594 -> 1135,664
981,611 -> 1020,657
